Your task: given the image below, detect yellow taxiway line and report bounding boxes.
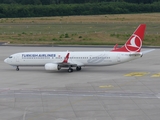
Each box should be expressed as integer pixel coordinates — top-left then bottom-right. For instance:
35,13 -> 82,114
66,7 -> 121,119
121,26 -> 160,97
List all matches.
151,73 -> 160,77
124,72 -> 149,77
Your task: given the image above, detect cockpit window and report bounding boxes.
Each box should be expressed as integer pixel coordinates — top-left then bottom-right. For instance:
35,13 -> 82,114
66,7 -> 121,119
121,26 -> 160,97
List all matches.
9,56 -> 13,58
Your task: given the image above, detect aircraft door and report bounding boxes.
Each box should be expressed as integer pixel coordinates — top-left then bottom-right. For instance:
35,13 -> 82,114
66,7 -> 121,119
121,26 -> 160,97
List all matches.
16,54 -> 19,62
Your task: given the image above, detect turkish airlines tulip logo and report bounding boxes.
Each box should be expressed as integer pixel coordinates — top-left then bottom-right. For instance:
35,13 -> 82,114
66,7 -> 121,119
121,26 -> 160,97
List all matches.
125,34 -> 142,52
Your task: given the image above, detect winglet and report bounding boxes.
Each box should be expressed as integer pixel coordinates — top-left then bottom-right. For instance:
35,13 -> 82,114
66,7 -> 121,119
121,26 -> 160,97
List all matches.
63,53 -> 70,63
112,24 -> 146,52
113,44 -> 118,50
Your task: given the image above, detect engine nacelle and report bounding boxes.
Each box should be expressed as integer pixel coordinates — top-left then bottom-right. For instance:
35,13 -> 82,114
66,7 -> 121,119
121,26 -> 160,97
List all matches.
45,63 -> 61,71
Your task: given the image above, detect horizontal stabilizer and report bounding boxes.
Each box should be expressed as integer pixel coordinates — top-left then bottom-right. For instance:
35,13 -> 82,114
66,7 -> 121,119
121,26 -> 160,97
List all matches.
142,49 -> 155,54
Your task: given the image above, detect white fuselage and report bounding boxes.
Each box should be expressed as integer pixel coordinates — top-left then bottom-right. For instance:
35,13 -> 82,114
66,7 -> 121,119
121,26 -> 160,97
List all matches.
4,51 -> 142,67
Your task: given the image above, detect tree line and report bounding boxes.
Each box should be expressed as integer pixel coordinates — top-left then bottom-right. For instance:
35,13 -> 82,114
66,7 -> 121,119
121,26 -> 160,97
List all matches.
0,1 -> 160,18
0,0 -> 159,5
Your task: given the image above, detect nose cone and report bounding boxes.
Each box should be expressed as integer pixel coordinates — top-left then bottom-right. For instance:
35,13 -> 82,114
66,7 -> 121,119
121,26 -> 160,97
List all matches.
4,58 -> 8,63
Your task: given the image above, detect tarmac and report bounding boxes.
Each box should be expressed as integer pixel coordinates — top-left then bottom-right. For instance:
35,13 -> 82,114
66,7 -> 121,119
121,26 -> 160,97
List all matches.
0,46 -> 160,120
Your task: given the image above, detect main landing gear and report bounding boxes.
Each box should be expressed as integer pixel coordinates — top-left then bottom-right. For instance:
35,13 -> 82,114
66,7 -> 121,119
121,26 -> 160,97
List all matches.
68,68 -> 73,73
68,66 -> 81,73
16,66 -> 19,71
76,66 -> 81,71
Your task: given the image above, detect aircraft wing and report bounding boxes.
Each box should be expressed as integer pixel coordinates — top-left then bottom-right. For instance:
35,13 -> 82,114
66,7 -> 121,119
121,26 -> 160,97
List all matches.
58,62 -> 77,67
57,53 -> 83,67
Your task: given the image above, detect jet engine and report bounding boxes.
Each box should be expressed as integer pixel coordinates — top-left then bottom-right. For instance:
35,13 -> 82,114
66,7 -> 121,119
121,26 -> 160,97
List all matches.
45,63 -> 61,71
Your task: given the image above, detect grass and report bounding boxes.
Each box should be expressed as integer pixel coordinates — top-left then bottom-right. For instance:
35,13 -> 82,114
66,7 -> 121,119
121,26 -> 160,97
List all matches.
1,13 -> 160,46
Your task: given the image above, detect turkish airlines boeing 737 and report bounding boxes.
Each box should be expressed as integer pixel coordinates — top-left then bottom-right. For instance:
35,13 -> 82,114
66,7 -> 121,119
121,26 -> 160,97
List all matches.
4,24 -> 153,73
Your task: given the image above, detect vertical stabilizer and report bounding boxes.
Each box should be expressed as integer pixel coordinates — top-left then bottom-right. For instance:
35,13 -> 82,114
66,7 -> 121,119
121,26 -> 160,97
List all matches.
112,24 -> 146,52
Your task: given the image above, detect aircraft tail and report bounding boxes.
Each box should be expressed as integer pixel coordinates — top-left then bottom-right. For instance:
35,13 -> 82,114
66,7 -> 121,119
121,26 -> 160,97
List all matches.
111,24 -> 146,52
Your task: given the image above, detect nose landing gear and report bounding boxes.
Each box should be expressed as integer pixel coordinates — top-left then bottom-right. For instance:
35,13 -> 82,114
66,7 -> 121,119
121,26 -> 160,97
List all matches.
16,66 -> 19,71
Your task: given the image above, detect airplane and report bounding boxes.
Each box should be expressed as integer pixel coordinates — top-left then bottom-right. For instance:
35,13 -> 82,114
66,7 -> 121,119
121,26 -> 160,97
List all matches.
4,24 -> 154,73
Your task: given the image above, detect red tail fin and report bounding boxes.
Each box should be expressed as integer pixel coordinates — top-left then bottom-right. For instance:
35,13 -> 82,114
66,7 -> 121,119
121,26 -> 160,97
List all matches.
112,24 -> 146,52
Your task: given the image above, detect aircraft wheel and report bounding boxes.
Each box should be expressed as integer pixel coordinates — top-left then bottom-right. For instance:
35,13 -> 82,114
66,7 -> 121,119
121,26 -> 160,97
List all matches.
76,66 -> 81,71
16,66 -> 19,71
57,65 -> 61,70
68,68 -> 73,73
